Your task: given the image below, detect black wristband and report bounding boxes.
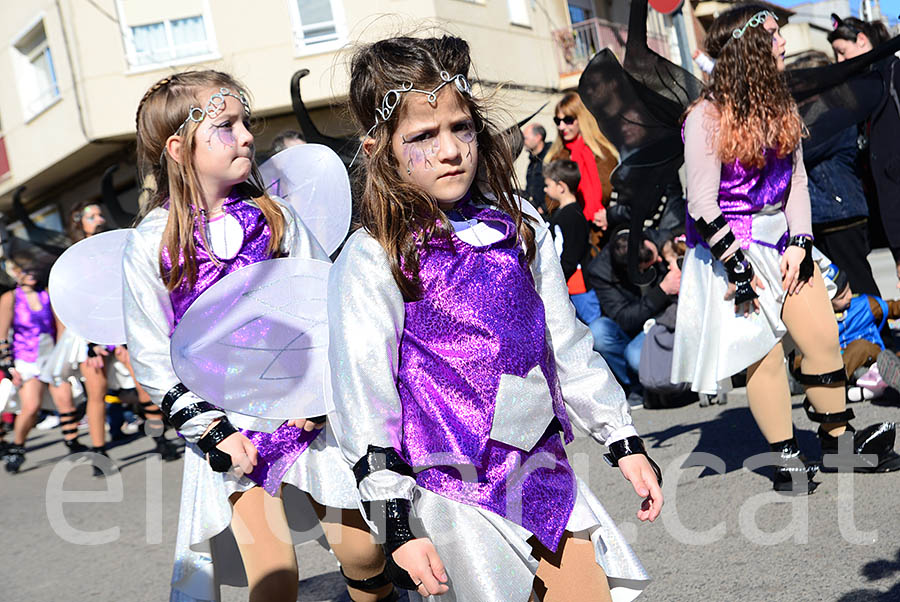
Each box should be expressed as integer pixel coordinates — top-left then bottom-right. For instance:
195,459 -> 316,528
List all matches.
382,498 -> 416,555
695,215 -> 728,239
86,344 -> 98,358
353,445 -> 416,486
723,249 -> 758,305
197,420 -> 239,473
161,382 -> 190,416
788,235 -> 814,282
604,436 -> 663,486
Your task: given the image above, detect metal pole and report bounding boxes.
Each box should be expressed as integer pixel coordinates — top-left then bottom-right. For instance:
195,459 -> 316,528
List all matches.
671,6 -> 694,74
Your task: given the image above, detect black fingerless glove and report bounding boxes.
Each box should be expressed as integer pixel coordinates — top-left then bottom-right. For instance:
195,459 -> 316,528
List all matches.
788,235 -> 814,282
723,250 -> 758,305
362,498 -> 419,590
197,420 -> 238,472
604,436 -> 663,486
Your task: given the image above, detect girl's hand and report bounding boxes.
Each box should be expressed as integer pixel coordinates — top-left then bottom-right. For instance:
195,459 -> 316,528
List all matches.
114,346 -> 130,364
592,208 -> 608,231
85,345 -> 108,370
9,367 -> 22,388
780,246 -> 810,296
286,417 -> 327,432
213,431 -> 258,477
391,538 -> 450,597
617,454 -> 663,522
724,274 -> 765,317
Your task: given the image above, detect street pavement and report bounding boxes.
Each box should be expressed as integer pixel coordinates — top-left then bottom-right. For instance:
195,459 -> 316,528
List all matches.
2,250 -> 899,602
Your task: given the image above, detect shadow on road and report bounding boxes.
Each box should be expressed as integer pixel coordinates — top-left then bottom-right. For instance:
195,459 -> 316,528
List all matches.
837,547 -> 900,601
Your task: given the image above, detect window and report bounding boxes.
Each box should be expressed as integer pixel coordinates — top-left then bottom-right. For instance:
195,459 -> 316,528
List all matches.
568,6 -> 593,23
507,0 -> 531,27
128,15 -> 212,67
289,0 -> 346,52
12,20 -> 60,119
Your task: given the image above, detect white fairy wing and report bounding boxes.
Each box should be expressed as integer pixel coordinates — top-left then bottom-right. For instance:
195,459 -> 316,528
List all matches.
259,144 -> 351,255
48,229 -> 130,345
170,257 -> 333,419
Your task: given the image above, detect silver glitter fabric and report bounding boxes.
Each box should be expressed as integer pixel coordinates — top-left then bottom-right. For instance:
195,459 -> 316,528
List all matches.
123,197 -> 359,602
490,365 -> 558,451
328,201 -> 646,601
672,211 -> 795,394
39,327 -> 87,386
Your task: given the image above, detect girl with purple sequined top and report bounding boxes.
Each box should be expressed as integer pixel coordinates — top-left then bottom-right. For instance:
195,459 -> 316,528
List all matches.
671,6 -> 900,494
329,36 -> 662,602
124,71 -> 394,602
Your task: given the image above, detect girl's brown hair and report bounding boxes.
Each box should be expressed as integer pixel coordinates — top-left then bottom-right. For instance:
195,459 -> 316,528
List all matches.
348,35 -> 534,300
546,92 -> 619,164
68,200 -> 103,242
698,5 -> 804,167
134,70 -> 285,291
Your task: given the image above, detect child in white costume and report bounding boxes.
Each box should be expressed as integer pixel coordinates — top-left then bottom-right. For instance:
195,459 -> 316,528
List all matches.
328,36 -> 663,602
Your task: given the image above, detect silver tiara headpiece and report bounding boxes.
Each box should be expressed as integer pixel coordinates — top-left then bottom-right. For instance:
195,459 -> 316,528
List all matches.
732,10 -> 776,40
350,71 -> 472,166
173,87 -> 250,136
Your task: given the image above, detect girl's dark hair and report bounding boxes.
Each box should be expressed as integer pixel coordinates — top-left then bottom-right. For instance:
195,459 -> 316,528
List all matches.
348,35 -> 535,300
828,15 -> 890,47
695,5 -> 803,167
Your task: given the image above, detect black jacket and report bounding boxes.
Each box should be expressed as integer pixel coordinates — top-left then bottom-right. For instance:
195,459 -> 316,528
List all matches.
584,230 -> 675,338
525,145 -> 550,211
868,57 -> 900,249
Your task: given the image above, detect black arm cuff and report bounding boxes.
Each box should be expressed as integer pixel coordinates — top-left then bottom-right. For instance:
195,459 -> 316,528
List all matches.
604,436 -> 663,486
695,215 -> 728,239
197,420 -> 238,473
723,249 -> 758,305
160,382 -> 190,416
382,498 -> 416,555
709,230 -> 736,260
788,235 -> 814,281
86,344 -> 98,358
170,401 -> 221,430
352,445 -> 415,486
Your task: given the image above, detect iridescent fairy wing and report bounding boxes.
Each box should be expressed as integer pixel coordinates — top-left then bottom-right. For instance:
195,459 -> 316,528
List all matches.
259,144 -> 352,255
48,229 -> 130,345
170,257 -> 333,420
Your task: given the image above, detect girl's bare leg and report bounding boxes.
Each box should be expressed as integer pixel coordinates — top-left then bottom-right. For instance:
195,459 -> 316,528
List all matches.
229,487 -> 299,602
745,342 -> 794,444
531,531 -> 612,602
80,359 -> 108,448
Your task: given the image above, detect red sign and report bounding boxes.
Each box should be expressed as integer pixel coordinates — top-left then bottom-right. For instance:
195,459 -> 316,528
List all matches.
649,0 -> 683,15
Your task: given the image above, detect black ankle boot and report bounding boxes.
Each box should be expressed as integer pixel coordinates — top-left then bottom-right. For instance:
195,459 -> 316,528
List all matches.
4,444 -> 25,473
769,437 -> 819,495
64,438 -> 89,455
90,446 -> 117,477
818,423 -> 900,473
154,436 -> 180,461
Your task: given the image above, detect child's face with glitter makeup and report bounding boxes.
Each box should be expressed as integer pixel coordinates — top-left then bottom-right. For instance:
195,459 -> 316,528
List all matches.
190,86 -> 255,196
763,15 -> 787,71
390,86 -> 478,210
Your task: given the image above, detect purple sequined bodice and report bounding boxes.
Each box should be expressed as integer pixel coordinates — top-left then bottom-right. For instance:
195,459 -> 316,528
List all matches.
12,288 -> 55,362
686,149 -> 793,251
160,196 -> 318,496
399,202 -> 576,551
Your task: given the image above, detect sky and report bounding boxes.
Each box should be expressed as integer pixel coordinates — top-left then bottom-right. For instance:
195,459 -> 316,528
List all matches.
773,0 -> 900,25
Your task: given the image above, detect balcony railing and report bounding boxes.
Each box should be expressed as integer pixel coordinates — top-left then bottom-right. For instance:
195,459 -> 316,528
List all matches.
553,17 -> 669,77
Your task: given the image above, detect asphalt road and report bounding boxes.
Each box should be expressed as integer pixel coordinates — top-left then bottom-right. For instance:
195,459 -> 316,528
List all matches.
2,250 -> 899,602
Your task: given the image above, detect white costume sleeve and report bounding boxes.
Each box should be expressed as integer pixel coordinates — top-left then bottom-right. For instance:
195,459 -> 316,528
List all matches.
528,214 -> 637,445
327,230 -> 418,503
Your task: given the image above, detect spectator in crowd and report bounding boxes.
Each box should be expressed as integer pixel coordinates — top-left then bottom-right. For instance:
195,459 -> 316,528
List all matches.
584,229 -> 680,400
546,92 -> 618,234
790,53 -> 880,297
270,129 -> 306,155
829,15 -> 900,288
523,123 -> 550,213
543,160 -> 597,325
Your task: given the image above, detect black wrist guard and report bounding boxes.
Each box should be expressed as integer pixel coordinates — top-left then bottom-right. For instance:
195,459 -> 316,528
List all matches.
723,250 -> 758,305
197,420 -> 238,473
788,235 -> 814,282
376,498 -> 420,590
161,382 -> 190,416
86,344 -> 98,358
604,436 -> 663,486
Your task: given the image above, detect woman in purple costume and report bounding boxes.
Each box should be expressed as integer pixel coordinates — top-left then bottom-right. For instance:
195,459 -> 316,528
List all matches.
671,6 -> 900,495
1,255 -> 86,473
329,36 -> 663,602
124,71 -> 394,602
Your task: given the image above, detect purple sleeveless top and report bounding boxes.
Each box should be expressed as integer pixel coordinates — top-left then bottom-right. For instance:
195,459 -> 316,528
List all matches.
686,149 -> 793,252
161,195 -> 319,496
12,288 -> 55,363
399,201 -> 576,551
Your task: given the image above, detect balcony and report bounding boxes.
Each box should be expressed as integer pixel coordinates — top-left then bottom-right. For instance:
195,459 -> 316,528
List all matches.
553,17 -> 670,78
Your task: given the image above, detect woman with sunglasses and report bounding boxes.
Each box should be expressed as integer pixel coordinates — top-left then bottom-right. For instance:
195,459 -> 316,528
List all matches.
546,92 -> 619,233
829,14 -> 900,291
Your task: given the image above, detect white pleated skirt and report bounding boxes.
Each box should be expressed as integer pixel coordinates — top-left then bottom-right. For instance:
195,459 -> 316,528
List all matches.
671,212 -> 792,395
407,478 -> 649,602
169,424 -> 359,602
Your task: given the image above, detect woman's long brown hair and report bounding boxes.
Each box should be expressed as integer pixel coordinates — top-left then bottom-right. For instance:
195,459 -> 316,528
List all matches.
134,70 -> 284,291
697,5 -> 804,167
545,92 -> 619,164
348,36 -> 535,300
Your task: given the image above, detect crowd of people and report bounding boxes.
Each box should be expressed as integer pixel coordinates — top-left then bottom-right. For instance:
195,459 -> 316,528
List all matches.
0,3 -> 899,602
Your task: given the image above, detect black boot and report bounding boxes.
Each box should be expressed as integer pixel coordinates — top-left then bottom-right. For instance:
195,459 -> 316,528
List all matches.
64,437 -> 89,456
4,444 -> 25,473
90,446 -> 117,478
154,435 -> 181,461
769,437 -> 819,495
818,423 -> 900,473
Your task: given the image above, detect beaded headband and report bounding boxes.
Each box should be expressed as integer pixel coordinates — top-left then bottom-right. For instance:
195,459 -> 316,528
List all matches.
173,87 -> 250,137
732,10 -> 776,40
350,71 -> 472,165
